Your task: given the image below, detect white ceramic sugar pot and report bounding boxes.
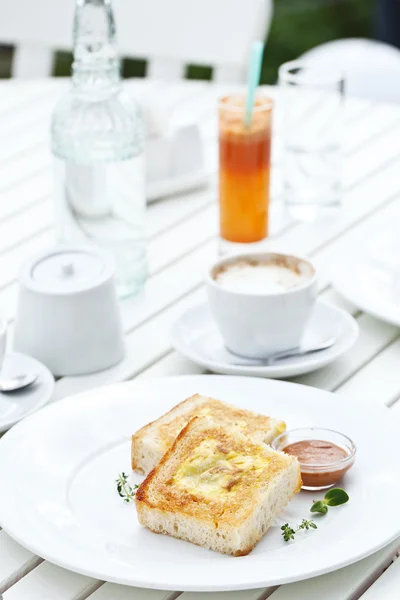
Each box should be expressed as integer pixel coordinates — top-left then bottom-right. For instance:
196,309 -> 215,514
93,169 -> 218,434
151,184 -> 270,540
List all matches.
14,246 -> 125,376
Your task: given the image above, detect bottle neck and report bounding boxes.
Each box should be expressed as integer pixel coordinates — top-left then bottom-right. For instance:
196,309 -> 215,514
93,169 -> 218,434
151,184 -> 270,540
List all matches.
72,61 -> 121,90
72,0 -> 121,90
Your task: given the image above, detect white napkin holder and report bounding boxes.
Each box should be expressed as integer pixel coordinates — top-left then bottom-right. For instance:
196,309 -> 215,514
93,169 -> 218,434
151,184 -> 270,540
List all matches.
140,99 -> 206,199
146,124 -> 204,184
13,246 -> 125,376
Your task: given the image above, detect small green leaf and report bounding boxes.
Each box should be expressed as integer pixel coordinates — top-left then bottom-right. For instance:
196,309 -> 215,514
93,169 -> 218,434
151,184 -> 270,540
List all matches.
281,524 -> 296,542
310,500 -> 328,514
115,472 -> 139,503
299,519 -> 317,531
324,488 -> 349,506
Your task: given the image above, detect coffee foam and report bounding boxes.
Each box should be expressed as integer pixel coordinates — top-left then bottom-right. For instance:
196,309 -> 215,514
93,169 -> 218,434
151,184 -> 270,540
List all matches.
213,256 -> 313,295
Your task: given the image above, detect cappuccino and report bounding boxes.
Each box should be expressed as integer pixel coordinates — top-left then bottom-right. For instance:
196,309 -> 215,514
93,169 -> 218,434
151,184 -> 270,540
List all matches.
207,252 -> 317,358
213,258 -> 311,294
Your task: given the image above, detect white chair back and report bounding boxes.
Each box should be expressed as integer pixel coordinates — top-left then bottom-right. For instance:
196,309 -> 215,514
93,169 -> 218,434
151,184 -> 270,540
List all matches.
0,0 -> 273,82
301,38 -> 400,103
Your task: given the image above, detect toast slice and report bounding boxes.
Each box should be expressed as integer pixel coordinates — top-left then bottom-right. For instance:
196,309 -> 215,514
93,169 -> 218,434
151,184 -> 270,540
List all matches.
135,416 -> 301,556
131,394 -> 286,475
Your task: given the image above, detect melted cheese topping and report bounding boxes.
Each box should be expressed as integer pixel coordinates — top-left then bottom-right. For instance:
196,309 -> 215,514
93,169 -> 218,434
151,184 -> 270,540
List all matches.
173,438 -> 268,499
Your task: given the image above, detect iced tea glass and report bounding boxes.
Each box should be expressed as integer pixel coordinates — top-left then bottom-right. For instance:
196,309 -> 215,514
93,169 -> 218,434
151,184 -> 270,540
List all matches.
218,95 -> 273,250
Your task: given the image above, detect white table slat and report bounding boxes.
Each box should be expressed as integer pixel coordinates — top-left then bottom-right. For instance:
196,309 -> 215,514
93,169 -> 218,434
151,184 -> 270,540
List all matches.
338,336 -> 400,407
0,531 -> 42,594
271,105 -> 400,198
269,96 -> 376,167
178,589 -> 270,600
0,80 -> 63,116
88,583 -> 179,600
53,285 -> 208,400
348,106 -> 400,167
361,555 -> 400,598
271,164 -> 400,262
0,134 -> 48,167
318,287 -> 359,315
136,350 -> 204,379
0,231 -> 53,291
0,151 -> 49,193
120,239 -> 215,332
345,120 -> 400,189
146,188 -> 215,239
148,204 -> 218,275
339,98 -> 375,122
268,539 -> 399,600
344,105 -> 400,154
0,201 -> 52,255
0,172 -> 50,222
0,286 -> 17,323
147,193 -> 290,277
293,312 -> 398,392
2,561 -> 101,600
0,91 -> 59,138
390,396 -> 400,413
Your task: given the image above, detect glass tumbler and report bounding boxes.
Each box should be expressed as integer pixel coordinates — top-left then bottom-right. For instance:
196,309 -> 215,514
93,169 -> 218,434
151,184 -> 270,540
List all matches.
218,95 -> 273,252
278,61 -> 344,221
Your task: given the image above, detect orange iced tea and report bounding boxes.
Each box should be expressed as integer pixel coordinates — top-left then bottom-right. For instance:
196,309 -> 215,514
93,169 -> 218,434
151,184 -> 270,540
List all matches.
219,95 -> 272,243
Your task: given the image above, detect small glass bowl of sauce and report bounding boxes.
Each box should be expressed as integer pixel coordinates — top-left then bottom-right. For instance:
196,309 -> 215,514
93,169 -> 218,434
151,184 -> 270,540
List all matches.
272,427 -> 356,491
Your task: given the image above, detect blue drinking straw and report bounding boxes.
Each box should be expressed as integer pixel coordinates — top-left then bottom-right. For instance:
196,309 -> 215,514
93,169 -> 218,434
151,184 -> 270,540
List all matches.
244,41 -> 265,128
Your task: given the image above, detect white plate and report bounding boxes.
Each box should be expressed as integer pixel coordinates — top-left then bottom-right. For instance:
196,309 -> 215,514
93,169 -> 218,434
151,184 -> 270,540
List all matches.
0,352 -> 55,433
0,376 -> 398,591
172,300 -> 359,378
331,204 -> 400,326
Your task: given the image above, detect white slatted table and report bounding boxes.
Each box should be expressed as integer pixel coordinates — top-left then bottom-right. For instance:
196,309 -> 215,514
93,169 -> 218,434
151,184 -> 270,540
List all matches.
0,78 -> 399,600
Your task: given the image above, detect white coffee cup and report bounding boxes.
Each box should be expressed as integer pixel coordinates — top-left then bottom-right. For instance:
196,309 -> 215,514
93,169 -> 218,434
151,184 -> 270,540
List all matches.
0,319 -> 7,371
206,252 -> 317,359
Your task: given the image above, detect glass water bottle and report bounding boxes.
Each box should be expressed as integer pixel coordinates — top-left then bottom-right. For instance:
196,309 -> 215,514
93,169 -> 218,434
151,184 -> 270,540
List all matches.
51,0 -> 147,298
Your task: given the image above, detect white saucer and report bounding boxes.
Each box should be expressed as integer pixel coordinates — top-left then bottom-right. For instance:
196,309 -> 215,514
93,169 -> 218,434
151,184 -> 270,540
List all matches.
172,300 -> 359,378
0,352 -> 55,433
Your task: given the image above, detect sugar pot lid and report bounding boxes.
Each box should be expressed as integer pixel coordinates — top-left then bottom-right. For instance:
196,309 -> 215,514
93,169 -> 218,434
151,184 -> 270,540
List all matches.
19,245 -> 115,295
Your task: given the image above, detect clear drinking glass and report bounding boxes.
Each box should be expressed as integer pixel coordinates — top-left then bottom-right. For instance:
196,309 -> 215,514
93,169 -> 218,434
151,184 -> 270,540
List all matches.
278,61 -> 344,221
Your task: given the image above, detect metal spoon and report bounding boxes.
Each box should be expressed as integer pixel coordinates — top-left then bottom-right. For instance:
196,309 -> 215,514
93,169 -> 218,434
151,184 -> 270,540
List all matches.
0,373 -> 38,392
227,338 -> 337,366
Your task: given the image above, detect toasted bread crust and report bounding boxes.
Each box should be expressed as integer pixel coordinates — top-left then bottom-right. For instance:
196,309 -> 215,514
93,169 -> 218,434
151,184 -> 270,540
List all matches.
136,417 -> 301,555
131,394 -> 286,474
135,417 -> 196,507
131,394 -> 201,471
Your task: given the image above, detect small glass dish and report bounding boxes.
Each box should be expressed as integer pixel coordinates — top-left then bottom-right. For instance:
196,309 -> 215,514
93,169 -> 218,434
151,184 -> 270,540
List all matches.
272,427 -> 356,491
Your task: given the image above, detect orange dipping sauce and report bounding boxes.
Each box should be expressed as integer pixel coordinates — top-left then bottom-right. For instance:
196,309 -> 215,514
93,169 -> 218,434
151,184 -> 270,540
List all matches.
283,439 -> 352,489
219,96 -> 273,243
